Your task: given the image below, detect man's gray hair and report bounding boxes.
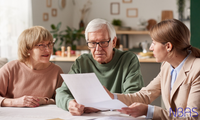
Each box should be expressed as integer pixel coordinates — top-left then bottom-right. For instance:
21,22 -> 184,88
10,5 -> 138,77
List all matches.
85,18 -> 116,42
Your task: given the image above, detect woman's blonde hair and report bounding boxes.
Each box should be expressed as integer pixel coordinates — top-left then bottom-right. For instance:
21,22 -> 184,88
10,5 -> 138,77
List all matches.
18,26 -> 53,62
150,19 -> 200,58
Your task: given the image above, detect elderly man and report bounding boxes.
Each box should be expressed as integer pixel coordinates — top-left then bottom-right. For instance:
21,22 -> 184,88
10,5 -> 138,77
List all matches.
56,18 -> 144,115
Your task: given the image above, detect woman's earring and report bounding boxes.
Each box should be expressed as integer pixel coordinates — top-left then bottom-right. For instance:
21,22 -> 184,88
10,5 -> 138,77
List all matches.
167,49 -> 170,52
28,53 -> 30,56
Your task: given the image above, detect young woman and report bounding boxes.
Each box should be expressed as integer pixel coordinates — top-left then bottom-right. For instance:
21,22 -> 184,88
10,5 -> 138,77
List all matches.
105,19 -> 200,119
0,26 -> 63,107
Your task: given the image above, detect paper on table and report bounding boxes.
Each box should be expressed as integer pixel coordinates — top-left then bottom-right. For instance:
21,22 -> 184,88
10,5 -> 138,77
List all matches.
90,116 -> 148,120
61,73 -> 127,110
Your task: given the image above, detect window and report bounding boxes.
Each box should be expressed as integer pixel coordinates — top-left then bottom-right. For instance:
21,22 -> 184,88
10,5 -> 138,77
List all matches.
0,0 -> 32,61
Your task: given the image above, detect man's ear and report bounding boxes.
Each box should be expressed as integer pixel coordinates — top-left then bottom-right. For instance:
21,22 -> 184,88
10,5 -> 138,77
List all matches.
166,42 -> 173,52
112,37 -> 117,48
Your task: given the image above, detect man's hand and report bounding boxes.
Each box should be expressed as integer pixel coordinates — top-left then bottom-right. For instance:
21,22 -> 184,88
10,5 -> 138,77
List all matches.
117,102 -> 148,118
68,99 -> 84,116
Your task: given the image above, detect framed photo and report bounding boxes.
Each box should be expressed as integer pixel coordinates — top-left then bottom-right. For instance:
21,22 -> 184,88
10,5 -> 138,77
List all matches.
46,0 -> 52,7
127,8 -> 138,18
110,2 -> 120,15
58,0 -> 66,9
123,0 -> 132,3
43,13 -> 49,21
52,8 -> 57,17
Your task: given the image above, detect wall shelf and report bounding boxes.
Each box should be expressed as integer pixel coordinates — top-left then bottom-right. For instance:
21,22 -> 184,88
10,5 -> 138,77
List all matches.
116,30 -> 150,48
116,30 -> 149,35
82,30 -> 150,48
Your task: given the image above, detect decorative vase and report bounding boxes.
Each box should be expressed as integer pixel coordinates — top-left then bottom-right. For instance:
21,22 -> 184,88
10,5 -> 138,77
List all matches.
79,20 -> 84,29
114,26 -> 119,31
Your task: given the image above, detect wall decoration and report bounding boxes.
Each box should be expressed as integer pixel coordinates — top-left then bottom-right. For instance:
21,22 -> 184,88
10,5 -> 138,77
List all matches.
46,0 -> 52,7
58,0 -> 66,10
123,0 -> 132,3
161,10 -> 173,21
52,8 -> 57,17
110,2 -> 120,15
127,8 -> 138,17
43,13 -> 49,21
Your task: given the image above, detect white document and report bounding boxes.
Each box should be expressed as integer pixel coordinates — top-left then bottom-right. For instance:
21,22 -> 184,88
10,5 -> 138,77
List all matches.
92,116 -> 148,120
61,73 -> 127,110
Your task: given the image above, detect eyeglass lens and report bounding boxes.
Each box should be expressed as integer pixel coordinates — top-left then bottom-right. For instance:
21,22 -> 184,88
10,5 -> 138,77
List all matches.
38,43 -> 53,50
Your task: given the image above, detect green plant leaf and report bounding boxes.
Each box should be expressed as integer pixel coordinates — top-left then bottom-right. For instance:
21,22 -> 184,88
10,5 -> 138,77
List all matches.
57,22 -> 62,30
51,24 -> 56,30
112,19 -> 122,26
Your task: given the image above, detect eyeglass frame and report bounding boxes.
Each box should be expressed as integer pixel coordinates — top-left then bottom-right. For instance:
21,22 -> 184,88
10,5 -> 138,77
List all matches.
35,42 -> 54,51
86,38 -> 111,48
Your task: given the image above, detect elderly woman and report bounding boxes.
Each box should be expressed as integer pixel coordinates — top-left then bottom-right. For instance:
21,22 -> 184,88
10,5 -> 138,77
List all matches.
105,19 -> 200,119
0,26 -> 63,107
56,18 -> 144,115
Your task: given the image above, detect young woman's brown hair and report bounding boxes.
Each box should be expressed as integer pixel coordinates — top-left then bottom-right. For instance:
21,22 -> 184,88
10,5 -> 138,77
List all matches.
150,19 -> 200,58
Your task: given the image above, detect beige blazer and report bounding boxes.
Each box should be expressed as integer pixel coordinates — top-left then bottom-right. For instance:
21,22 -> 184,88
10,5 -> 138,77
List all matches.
117,54 -> 200,120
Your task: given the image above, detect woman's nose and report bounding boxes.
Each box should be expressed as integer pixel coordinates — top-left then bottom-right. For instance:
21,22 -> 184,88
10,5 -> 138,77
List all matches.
44,46 -> 51,52
149,43 -> 153,51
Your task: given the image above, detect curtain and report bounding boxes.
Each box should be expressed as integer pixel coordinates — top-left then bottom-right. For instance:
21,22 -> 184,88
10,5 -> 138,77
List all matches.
0,0 -> 32,61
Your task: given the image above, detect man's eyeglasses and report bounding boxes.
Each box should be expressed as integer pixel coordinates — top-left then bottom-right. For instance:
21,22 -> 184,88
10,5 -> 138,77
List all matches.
87,39 -> 111,48
35,42 -> 54,51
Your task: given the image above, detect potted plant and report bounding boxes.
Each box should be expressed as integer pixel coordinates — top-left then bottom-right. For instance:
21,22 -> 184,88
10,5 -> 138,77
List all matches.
61,26 -> 85,50
50,22 -> 85,54
112,19 -> 122,30
177,0 -> 185,21
50,22 -> 62,54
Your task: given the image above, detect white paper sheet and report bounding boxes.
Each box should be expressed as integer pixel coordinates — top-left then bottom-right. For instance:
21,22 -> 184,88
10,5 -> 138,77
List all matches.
61,73 -> 127,110
91,116 -> 148,120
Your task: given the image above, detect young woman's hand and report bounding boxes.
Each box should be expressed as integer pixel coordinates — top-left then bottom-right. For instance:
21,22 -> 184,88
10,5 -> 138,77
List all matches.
117,102 -> 148,118
103,86 -> 114,99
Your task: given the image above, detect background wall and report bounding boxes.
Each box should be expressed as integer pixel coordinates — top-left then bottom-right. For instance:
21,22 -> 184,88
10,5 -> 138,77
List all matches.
32,0 -> 190,49
32,0 -> 74,31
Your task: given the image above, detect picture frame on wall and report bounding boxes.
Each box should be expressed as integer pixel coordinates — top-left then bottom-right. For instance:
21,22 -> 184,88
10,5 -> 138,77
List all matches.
58,0 -> 66,10
43,13 -> 49,21
123,0 -> 132,3
110,2 -> 120,15
52,8 -> 57,17
127,8 -> 138,17
46,0 -> 52,7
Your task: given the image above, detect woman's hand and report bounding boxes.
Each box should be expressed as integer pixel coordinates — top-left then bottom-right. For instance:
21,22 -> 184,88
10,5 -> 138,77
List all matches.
37,97 -> 55,105
2,95 -> 40,107
103,86 -> 114,99
117,102 -> 148,118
